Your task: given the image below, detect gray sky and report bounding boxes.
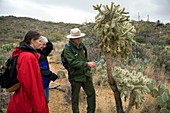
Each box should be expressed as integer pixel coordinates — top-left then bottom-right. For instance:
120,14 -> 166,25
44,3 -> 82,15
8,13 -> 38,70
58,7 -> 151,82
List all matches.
0,0 -> 170,24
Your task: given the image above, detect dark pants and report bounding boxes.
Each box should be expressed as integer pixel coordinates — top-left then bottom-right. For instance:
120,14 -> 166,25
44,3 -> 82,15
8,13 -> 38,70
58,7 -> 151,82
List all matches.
70,80 -> 96,113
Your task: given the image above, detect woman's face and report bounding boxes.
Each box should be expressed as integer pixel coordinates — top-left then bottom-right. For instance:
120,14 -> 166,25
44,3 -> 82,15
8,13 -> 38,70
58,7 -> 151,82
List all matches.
30,37 -> 43,49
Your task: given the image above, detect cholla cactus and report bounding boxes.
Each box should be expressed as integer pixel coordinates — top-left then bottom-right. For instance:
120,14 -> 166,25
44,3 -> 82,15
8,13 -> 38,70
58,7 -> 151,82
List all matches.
93,3 -> 136,113
93,2 -> 136,58
112,67 -> 152,110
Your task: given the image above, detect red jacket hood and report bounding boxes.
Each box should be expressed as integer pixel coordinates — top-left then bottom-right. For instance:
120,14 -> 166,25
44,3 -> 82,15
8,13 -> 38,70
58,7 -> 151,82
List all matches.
12,47 -> 40,60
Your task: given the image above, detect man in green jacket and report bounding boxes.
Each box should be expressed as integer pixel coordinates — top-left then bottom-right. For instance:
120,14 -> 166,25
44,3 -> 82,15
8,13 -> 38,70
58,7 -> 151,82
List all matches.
62,28 -> 96,113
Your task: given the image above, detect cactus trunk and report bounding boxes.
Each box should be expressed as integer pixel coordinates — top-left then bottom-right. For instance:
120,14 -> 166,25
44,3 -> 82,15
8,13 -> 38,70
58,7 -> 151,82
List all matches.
105,52 -> 124,113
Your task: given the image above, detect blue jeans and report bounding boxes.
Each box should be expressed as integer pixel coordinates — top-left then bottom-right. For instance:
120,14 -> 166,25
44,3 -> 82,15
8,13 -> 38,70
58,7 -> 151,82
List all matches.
44,86 -> 49,104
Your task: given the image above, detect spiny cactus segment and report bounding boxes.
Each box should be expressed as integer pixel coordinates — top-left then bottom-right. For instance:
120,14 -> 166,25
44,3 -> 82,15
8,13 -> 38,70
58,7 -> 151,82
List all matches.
112,67 -> 152,109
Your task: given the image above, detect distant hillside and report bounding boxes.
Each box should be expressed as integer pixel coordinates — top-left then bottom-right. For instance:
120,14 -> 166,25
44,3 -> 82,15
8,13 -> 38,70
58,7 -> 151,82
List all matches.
0,16 -> 85,43
0,15 -> 170,47
0,15 -> 170,41
131,20 -> 170,45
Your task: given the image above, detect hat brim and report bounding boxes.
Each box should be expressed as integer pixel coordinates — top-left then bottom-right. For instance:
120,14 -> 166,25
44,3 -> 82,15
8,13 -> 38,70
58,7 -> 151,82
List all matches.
66,33 -> 86,39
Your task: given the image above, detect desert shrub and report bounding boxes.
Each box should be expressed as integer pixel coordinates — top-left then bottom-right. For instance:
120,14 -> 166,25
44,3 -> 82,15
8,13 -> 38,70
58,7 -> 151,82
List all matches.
48,32 -> 63,41
0,43 -> 14,71
132,43 -> 151,60
135,36 -> 147,43
147,81 -> 170,113
165,61 -> 170,72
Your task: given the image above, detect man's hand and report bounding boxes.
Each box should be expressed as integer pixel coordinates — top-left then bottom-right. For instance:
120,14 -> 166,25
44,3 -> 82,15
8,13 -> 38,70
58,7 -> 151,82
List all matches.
87,62 -> 96,68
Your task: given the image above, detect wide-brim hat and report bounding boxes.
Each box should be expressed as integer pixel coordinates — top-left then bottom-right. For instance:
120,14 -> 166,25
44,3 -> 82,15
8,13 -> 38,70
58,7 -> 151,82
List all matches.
66,28 -> 86,39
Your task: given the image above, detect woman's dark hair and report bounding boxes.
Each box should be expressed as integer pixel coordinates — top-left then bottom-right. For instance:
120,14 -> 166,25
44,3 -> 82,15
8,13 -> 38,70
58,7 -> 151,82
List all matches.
20,31 -> 41,45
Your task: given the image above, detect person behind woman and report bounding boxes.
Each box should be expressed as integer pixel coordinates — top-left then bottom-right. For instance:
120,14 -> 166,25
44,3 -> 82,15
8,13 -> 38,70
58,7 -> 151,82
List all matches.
7,31 -> 49,113
37,36 -> 58,104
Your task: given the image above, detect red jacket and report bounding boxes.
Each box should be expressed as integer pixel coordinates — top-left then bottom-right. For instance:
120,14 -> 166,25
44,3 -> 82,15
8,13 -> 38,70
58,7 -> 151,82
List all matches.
7,47 -> 49,113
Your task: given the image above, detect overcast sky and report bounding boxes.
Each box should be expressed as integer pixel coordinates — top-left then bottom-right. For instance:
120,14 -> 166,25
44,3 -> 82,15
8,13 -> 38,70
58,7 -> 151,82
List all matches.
0,0 -> 170,24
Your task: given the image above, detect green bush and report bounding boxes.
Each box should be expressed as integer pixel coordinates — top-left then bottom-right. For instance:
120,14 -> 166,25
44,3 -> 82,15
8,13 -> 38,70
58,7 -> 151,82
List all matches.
49,32 -> 63,41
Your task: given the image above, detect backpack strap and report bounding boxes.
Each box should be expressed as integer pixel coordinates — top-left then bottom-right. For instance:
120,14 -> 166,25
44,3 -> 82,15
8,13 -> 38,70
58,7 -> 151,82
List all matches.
83,46 -> 87,58
66,43 -> 77,57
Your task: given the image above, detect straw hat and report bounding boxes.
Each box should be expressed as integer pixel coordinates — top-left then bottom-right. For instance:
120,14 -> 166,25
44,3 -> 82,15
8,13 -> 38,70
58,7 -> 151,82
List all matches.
66,28 -> 86,39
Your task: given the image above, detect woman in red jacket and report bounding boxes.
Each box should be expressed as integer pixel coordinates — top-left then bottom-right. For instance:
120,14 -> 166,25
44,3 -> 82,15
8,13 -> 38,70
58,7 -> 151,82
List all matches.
7,31 -> 49,113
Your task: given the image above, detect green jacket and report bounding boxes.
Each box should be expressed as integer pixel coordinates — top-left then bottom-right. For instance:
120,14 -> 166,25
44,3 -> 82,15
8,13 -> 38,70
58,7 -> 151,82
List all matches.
63,40 -> 91,82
